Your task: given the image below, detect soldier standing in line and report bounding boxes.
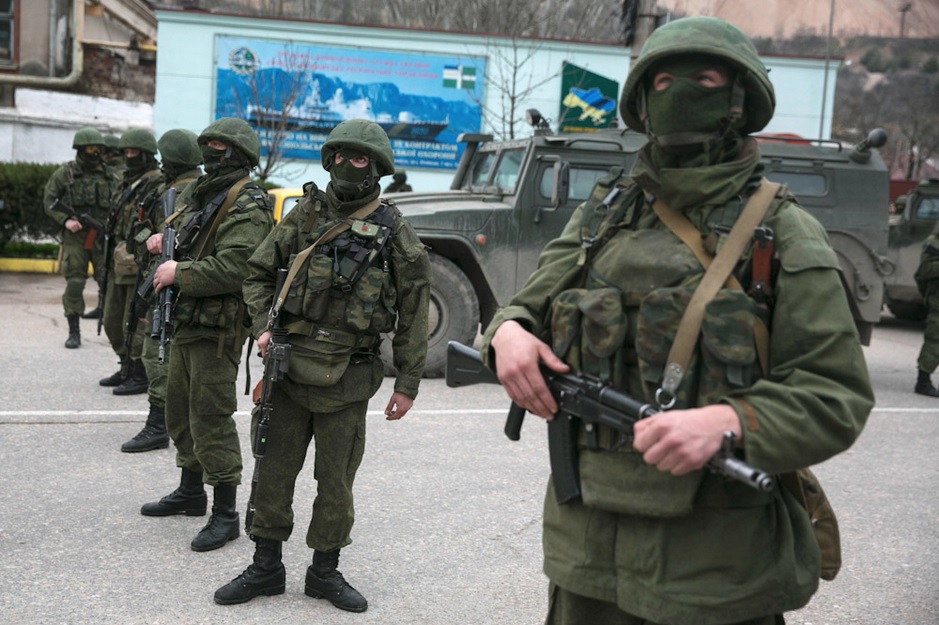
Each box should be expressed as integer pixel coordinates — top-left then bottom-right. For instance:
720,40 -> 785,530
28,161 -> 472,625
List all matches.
913,221 -> 939,397
99,130 -> 163,395
213,120 -> 430,612
481,17 -> 873,625
120,128 -> 203,453
383,169 -> 412,193
139,118 -> 274,553
102,133 -> 125,171
43,127 -> 120,348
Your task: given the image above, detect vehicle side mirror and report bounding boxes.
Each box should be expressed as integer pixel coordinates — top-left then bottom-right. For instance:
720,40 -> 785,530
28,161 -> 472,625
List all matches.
552,161 -> 570,209
849,128 -> 888,164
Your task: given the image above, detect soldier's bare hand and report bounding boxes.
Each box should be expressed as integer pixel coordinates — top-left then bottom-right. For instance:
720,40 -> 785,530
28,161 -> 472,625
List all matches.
153,260 -> 177,293
146,232 -> 163,255
257,331 -> 271,359
385,391 -> 413,420
491,320 -> 569,420
633,404 -> 742,475
65,218 -> 82,233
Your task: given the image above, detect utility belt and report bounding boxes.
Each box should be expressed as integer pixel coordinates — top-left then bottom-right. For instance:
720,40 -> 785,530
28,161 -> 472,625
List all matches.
284,319 -> 382,354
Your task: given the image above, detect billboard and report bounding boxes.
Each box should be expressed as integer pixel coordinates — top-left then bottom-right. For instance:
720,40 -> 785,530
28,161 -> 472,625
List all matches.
214,36 -> 487,170
558,62 -> 619,133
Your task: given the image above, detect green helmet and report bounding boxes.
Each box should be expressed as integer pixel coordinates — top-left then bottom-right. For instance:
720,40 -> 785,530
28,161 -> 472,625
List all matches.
620,16 -> 776,136
103,134 -> 120,150
321,119 -> 395,177
72,126 -> 105,148
158,129 -> 202,167
198,117 -> 261,167
118,129 -> 158,154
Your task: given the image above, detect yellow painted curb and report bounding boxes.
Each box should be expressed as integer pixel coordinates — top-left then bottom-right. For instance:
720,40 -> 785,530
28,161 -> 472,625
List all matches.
0,258 -> 61,273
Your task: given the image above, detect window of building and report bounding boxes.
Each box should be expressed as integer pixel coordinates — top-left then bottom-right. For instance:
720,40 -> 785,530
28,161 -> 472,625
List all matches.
0,0 -> 13,65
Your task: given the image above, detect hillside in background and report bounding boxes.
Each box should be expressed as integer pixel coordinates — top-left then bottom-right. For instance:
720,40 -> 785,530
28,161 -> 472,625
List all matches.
658,0 -> 939,39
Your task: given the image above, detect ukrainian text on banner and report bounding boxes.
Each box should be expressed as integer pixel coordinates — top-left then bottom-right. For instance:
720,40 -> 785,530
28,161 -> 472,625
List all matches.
214,36 -> 487,170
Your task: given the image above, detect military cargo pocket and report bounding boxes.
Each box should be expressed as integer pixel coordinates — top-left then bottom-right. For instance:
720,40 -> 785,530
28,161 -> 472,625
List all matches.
550,289 -> 586,366
579,448 -> 704,517
195,296 -> 240,329
346,267 -> 384,332
635,287 -> 691,405
289,253 -> 332,321
286,331 -> 355,387
699,290 -> 758,405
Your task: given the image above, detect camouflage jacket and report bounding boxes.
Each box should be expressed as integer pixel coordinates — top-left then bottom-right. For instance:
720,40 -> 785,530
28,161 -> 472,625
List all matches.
243,182 -> 430,402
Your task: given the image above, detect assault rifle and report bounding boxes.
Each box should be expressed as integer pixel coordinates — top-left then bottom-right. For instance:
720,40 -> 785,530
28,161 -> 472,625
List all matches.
445,341 -> 773,504
140,188 -> 178,364
48,198 -> 107,247
245,268 -> 292,534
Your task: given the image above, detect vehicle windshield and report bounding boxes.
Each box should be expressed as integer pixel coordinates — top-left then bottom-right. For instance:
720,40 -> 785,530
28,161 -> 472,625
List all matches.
467,147 -> 525,192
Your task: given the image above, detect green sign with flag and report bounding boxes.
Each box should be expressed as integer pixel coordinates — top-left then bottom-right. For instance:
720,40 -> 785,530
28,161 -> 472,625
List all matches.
559,62 -> 619,132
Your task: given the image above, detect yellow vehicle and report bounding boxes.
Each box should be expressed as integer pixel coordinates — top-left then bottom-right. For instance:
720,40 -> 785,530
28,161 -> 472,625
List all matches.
268,187 -> 303,223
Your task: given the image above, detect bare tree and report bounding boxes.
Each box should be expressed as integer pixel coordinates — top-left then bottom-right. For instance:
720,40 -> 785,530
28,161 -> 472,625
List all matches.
230,44 -> 312,183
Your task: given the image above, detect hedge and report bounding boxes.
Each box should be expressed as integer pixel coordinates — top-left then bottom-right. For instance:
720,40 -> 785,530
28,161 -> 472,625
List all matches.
0,162 -> 62,248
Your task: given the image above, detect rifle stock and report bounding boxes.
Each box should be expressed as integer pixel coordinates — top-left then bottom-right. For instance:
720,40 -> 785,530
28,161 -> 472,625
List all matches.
445,340 -> 774,504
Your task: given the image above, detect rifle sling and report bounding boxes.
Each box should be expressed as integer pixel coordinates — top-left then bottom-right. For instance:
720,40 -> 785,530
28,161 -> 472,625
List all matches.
652,180 -> 780,399
270,196 -> 382,320
190,176 -> 253,260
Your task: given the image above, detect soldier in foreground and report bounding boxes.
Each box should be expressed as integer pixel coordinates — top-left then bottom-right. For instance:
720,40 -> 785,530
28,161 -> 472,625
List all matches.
119,128 -> 203,452
139,118 -> 273,552
481,17 -> 873,625
913,221 -> 939,397
43,127 -> 119,348
214,120 -> 430,612
99,129 -> 163,395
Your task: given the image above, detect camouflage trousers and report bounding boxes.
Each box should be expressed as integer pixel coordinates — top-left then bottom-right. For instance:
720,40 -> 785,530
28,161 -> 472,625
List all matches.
545,585 -> 784,625
165,334 -> 244,486
140,309 -> 171,408
917,296 -> 939,373
59,230 -> 103,317
246,385 -> 367,552
102,277 -> 144,359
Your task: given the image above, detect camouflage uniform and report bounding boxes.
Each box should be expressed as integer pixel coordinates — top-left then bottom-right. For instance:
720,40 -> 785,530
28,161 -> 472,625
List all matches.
140,118 -> 274,554
43,127 -> 120,348
121,128 -> 204,453
215,120 -> 430,612
100,129 -> 163,394
480,17 -> 873,625
914,224 -> 939,396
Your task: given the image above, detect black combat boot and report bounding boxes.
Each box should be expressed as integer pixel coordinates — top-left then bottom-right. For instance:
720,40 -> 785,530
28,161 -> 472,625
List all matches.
81,306 -> 102,319
140,467 -> 207,516
915,370 -> 939,397
99,357 -> 127,387
191,484 -> 240,552
113,359 -> 148,396
305,549 -> 368,612
121,403 -> 169,452
214,537 -> 286,605
65,315 -> 81,349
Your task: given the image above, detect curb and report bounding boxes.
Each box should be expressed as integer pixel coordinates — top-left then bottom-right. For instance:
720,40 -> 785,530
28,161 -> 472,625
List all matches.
0,258 -> 60,273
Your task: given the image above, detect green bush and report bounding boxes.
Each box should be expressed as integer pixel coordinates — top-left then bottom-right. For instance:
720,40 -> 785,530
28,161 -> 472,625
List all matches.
861,48 -> 886,73
923,56 -> 939,74
0,162 -> 62,247
0,241 -> 59,258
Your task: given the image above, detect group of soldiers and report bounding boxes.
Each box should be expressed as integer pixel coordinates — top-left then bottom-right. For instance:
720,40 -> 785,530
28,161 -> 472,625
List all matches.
37,14 -> 893,625
43,115 -> 431,613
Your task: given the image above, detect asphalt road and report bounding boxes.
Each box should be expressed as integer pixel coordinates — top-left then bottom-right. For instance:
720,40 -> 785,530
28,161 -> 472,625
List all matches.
0,272 -> 936,624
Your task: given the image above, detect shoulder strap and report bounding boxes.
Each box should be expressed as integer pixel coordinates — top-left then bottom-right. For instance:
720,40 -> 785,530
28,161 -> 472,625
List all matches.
190,176 -> 252,259
270,196 -> 382,320
654,180 -> 781,407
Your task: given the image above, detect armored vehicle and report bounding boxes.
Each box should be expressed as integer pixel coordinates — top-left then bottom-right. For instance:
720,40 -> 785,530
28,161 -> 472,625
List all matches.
884,178 -> 939,320
387,123 -> 891,377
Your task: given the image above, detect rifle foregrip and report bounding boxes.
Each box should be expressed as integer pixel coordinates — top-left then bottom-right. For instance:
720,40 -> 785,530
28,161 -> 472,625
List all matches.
504,402 -> 526,441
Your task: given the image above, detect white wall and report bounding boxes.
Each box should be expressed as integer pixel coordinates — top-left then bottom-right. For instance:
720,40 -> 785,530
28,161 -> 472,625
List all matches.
148,12 -> 837,192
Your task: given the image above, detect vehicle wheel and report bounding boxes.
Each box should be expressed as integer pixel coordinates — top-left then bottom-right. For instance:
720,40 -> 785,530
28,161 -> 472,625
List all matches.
887,299 -> 928,322
380,254 -> 480,378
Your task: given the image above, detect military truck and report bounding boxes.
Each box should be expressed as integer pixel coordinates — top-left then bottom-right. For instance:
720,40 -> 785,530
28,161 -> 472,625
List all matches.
884,178 -> 939,320
387,122 -> 891,377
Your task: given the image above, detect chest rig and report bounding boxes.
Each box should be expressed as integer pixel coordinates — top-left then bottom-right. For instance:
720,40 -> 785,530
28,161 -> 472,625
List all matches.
551,173 -> 781,411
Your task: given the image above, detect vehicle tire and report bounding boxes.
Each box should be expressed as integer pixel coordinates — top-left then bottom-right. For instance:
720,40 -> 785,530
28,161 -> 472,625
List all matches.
380,253 -> 480,378
887,299 -> 928,322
